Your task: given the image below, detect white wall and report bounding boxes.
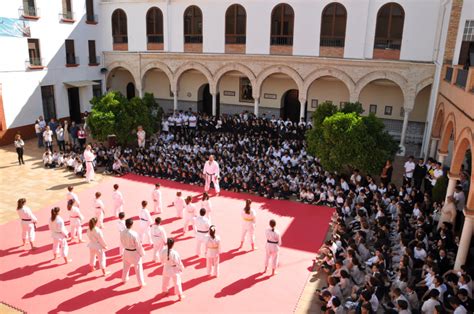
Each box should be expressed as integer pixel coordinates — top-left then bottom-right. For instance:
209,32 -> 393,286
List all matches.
453,0 -> 474,65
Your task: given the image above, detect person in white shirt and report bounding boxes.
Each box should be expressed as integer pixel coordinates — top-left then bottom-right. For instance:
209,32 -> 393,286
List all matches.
87,217 -> 110,276
205,225 -> 221,277
194,208 -> 211,257
49,207 -> 71,263
421,289 -> 440,314
200,192 -> 212,221
120,219 -> 146,287
450,296 -> 468,314
112,184 -> 124,217
16,198 -> 37,250
83,145 -> 96,183
203,155 -> 220,194
117,212 -> 126,256
240,199 -> 257,251
173,191 -> 185,218
43,125 -> 53,150
137,126 -> 146,148
94,192 -> 105,228
67,199 -> 84,243
264,219 -> 282,276
138,200 -> 153,245
404,156 -> 416,185
152,217 -> 167,263
152,183 -> 163,214
160,238 -> 185,300
183,196 -> 197,235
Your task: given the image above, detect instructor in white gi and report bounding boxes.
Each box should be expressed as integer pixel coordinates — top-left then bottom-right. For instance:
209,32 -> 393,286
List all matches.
83,145 -> 95,183
203,155 -> 220,194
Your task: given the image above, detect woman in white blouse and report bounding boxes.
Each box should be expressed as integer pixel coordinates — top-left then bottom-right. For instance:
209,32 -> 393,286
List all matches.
14,134 -> 25,165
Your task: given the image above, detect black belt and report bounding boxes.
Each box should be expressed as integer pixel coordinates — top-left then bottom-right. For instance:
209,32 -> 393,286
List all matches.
197,230 -> 209,233
22,219 -> 32,221
267,240 -> 279,244
125,248 -> 136,251
140,218 -> 148,221
87,161 -> 93,163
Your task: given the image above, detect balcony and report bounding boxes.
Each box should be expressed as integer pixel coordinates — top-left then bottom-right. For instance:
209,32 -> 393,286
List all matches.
373,39 -> 401,60
86,14 -> 98,25
66,56 -> 79,67
439,65 -> 474,118
19,6 -> 40,20
184,35 -> 203,53
320,37 -> 345,58
25,58 -> 44,70
88,55 -> 100,66
59,11 -> 75,23
147,35 -> 164,51
270,36 -> 293,55
113,35 -> 128,51
225,35 -> 246,54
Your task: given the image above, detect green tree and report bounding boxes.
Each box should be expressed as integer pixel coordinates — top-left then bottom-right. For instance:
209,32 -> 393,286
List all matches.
340,101 -> 364,115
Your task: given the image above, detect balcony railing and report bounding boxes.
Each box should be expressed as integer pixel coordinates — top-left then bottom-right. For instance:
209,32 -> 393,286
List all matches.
19,6 -> 39,18
66,55 -> 79,66
184,35 -> 203,44
59,11 -> 74,22
86,14 -> 98,24
89,55 -> 100,65
445,66 -> 453,82
147,35 -> 164,44
455,69 -> 468,88
113,35 -> 128,44
320,37 -> 345,47
374,39 -> 401,50
270,36 -> 293,46
26,58 -> 43,69
225,35 -> 246,44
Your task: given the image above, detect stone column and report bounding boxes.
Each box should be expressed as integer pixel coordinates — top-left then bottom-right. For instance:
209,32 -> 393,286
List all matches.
446,171 -> 460,202
429,137 -> 440,158
454,213 -> 473,270
212,93 -> 217,116
173,92 -> 178,112
254,98 -> 259,117
398,108 -> 412,156
299,97 -> 307,120
437,149 -> 448,165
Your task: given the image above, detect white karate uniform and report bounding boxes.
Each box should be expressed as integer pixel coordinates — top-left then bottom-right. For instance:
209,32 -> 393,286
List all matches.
117,219 -> 126,255
138,207 -> 152,244
137,130 -> 146,148
194,215 -> 211,257
206,236 -> 221,276
201,199 -> 212,221
84,150 -> 95,182
183,203 -> 197,234
17,206 -> 37,242
112,190 -> 124,217
87,227 -> 107,269
66,191 -> 80,207
120,228 -> 146,285
241,209 -> 256,244
160,248 -> 185,296
152,188 -> 162,214
203,160 -> 220,193
174,196 -> 185,218
151,224 -> 167,262
265,228 -> 282,270
69,206 -> 84,241
94,198 -> 105,228
49,216 -> 69,258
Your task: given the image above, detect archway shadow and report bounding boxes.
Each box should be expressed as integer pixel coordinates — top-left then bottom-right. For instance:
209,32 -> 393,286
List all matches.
214,272 -> 271,297
46,181 -> 88,191
0,259 -> 60,281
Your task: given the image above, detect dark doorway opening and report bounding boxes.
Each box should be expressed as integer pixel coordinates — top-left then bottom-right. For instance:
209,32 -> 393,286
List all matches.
198,84 -> 219,116
281,89 -> 303,122
67,87 -> 82,123
126,82 -> 135,100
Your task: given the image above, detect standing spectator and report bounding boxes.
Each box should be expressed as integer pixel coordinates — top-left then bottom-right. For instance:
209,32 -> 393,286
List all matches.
413,158 -> 427,190
77,126 -> 87,150
43,125 -> 53,151
380,160 -> 393,186
63,120 -> 70,147
38,115 -> 46,130
454,186 -> 466,233
56,124 -> 65,152
70,121 -> 78,148
14,134 -> 25,165
48,118 -> 58,139
34,119 -> 43,148
137,126 -> 146,148
403,155 -> 416,185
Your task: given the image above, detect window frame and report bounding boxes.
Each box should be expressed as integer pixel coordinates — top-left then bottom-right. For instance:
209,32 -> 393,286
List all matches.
112,9 -> 128,44
320,3 -> 347,47
270,3 -> 294,46
183,5 -> 203,44
225,4 -> 247,44
374,3 -> 405,50
146,7 -> 164,44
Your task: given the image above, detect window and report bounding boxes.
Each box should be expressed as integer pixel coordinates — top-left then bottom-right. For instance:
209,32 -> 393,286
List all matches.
384,106 -> 392,115
112,9 -> 128,44
374,3 -> 404,50
27,38 -> 41,66
270,4 -> 294,46
65,39 -> 77,65
239,77 -> 253,102
86,0 -> 96,23
225,4 -> 246,44
146,7 -> 164,44
369,104 -> 377,114
88,40 -> 98,65
61,0 -> 73,20
458,20 -> 474,66
41,85 -> 57,122
92,80 -> 102,98
22,0 -> 38,17
320,3 -> 347,47
184,6 -> 202,43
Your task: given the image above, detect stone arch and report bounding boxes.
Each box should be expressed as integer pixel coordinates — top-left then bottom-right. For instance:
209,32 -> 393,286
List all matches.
213,63 -> 257,95
106,61 -> 140,90
439,112 -> 457,154
432,103 -> 445,138
416,76 -> 434,95
354,70 -> 408,104
255,65 -> 304,98
173,62 -> 214,93
450,127 -> 473,183
141,61 -> 174,89
302,67 -> 355,101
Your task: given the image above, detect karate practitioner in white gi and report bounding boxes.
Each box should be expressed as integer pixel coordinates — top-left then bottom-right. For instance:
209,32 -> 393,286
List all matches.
66,185 -> 80,207
112,184 -> 124,217
240,199 -> 257,251
173,191 -> 185,218
264,219 -> 282,276
152,217 -> 167,263
94,192 -> 105,228
83,145 -> 96,183
87,217 -> 110,276
16,198 -> 37,250
201,192 -> 212,221
138,200 -> 152,245
151,183 -> 163,214
160,238 -> 185,300
49,207 -> 71,263
183,196 -> 197,235
205,225 -> 221,277
194,208 -> 211,257
203,155 -> 220,194
120,219 -> 146,287
67,199 -> 85,243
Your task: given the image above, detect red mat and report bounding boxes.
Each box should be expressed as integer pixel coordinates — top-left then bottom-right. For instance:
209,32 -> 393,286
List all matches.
0,174 -> 333,313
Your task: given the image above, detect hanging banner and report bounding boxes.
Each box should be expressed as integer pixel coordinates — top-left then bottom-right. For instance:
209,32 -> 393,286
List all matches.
0,17 -> 31,38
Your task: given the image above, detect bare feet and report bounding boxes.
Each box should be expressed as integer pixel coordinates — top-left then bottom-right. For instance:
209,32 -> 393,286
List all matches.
263,267 -> 267,273
140,282 -> 147,288
79,240 -> 86,243
178,294 -> 185,301
90,266 -> 96,272
64,258 -> 72,264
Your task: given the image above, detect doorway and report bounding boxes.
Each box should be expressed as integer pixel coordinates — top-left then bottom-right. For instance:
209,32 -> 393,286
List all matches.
67,87 -> 82,123
126,82 -> 135,100
281,89 -> 303,122
198,84 -> 219,116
